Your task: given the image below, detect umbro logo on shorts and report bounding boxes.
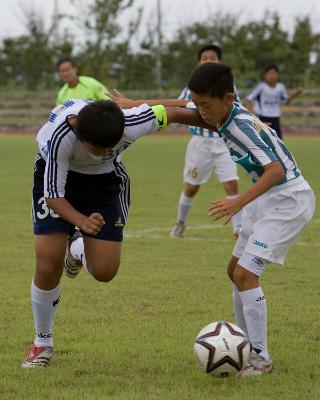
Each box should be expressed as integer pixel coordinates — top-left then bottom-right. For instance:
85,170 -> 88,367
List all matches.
253,256 -> 264,266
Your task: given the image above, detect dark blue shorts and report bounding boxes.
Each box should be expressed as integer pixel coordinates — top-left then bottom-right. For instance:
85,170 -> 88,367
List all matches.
32,155 -> 130,241
258,116 -> 282,139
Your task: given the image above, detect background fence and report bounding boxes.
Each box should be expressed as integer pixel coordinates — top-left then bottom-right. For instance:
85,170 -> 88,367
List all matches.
0,90 -> 319,134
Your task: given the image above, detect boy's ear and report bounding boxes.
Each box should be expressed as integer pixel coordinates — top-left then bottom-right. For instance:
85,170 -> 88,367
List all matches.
224,93 -> 234,104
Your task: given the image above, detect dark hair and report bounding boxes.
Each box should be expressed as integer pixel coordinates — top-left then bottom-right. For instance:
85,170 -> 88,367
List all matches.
264,64 -> 279,73
56,57 -> 77,69
75,100 -> 125,148
197,44 -> 223,61
188,63 -> 234,99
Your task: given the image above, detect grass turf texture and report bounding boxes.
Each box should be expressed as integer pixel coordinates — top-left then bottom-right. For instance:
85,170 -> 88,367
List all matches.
0,134 -> 319,400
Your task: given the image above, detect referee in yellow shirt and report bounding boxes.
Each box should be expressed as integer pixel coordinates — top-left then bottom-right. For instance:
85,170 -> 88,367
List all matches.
56,57 -> 109,105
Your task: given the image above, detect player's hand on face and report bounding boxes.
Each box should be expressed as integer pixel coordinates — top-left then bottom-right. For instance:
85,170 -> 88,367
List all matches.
109,89 -> 137,109
208,198 -> 242,225
80,213 -> 106,235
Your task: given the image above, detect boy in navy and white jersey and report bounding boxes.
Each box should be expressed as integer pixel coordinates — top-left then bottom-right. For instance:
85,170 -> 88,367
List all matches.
246,64 -> 302,139
187,63 -> 315,376
22,98 -> 210,368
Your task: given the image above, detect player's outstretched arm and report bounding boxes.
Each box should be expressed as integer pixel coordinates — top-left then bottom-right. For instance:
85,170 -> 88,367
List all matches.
287,87 -> 303,104
165,107 -> 212,130
109,89 -> 188,109
46,197 -> 105,235
110,90 -> 212,130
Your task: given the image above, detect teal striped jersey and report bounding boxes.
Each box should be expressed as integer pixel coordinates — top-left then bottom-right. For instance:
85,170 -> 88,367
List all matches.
179,86 -> 240,138
217,103 -> 300,185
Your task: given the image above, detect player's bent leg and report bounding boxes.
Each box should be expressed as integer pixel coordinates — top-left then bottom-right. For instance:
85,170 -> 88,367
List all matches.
84,237 -> 121,282
226,256 -> 249,337
23,233 -> 67,369
227,255 -> 239,282
232,264 -> 259,292
34,233 -> 68,290
233,254 -> 273,375
184,183 -> 200,197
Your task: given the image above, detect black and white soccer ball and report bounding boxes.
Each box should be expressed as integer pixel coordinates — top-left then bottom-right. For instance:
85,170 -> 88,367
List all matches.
194,321 -> 250,378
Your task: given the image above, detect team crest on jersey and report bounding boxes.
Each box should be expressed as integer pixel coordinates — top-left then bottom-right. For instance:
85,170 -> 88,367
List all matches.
115,217 -> 124,227
252,119 -> 263,133
253,119 -> 270,133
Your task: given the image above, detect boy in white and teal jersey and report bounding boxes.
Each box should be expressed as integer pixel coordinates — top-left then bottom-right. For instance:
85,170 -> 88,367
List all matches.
170,44 -> 241,239
188,63 -> 315,376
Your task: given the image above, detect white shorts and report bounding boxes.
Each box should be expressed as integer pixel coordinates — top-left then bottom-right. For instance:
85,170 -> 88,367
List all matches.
233,177 -> 315,265
183,135 -> 239,185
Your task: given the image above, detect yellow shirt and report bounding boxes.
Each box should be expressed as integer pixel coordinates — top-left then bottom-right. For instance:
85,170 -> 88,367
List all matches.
56,76 -> 109,105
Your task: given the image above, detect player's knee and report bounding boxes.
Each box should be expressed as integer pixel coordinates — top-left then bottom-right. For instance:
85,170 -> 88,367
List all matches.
92,270 -> 117,283
36,255 -> 63,275
233,266 -> 250,286
35,259 -> 63,285
226,256 -> 238,282
90,261 -> 120,282
185,184 -> 199,197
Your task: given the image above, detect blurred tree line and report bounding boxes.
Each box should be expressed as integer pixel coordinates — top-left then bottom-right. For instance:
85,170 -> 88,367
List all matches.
0,0 -> 319,91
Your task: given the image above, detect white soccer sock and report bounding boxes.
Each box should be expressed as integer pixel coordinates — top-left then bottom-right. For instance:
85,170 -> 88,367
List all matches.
70,237 -> 89,273
226,195 -> 242,233
32,280 -> 60,348
177,192 -> 195,224
232,284 -> 248,336
239,287 -> 270,361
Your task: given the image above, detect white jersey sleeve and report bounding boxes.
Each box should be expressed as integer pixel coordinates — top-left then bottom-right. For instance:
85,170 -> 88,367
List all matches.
178,87 -> 191,100
246,82 -> 263,101
123,103 -> 166,139
44,120 -> 75,199
279,83 -> 289,102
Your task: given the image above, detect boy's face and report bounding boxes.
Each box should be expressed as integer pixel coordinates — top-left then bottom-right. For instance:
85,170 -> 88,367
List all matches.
199,50 -> 220,65
58,61 -> 78,84
82,142 -> 111,157
191,92 -> 234,126
264,68 -> 279,85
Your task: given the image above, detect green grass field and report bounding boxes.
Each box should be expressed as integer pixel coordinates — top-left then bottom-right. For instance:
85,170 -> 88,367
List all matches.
0,134 -> 319,400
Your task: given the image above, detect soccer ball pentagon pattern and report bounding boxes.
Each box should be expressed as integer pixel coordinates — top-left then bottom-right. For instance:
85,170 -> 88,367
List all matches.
194,321 -> 250,378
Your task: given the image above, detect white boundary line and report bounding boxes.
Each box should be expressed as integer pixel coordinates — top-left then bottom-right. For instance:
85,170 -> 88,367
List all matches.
125,224 -> 320,247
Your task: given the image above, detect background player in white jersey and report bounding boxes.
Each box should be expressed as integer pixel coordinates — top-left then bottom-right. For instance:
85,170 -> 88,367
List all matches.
246,64 -> 302,139
22,99 -> 212,368
187,63 -> 315,376
171,44 -> 241,238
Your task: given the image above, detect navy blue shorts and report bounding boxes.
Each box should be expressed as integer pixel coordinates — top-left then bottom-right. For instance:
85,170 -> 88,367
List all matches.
258,116 -> 282,139
32,155 -> 130,241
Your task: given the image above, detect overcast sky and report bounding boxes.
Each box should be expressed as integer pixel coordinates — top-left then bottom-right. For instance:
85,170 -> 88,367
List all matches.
0,0 -> 319,41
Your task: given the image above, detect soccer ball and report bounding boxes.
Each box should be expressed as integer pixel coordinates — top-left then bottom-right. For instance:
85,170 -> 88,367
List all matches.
194,321 -> 250,378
